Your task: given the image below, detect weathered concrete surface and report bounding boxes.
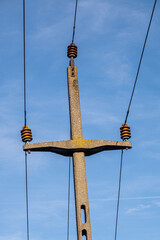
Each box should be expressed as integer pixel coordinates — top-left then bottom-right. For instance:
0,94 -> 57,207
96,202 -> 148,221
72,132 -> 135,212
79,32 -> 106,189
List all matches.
73,152 -> 92,240
68,65 -> 83,140
23,139 -> 132,156
67,64 -> 92,240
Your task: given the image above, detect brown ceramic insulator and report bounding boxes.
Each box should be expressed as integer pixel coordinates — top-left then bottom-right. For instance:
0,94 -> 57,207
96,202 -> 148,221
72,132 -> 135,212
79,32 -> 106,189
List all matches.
21,126 -> 33,143
120,123 -> 131,141
67,43 -> 77,58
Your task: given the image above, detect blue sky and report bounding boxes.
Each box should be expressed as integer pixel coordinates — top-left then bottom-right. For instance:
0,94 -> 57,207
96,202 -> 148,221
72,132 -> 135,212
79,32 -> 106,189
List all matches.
0,0 -> 160,239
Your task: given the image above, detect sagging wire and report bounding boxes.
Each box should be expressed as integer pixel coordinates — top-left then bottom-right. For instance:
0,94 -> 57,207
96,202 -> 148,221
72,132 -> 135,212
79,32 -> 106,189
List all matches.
114,1 -> 158,240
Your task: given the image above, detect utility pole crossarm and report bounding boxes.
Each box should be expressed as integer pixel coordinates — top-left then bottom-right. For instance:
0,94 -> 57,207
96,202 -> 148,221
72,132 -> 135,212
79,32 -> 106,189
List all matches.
23,139 -> 131,156
23,58 -> 132,240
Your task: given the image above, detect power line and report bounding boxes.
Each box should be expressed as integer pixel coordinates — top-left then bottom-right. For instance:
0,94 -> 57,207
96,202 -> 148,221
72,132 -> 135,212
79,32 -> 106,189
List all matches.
114,1 -> 158,239
125,0 -> 158,124
23,0 -> 27,127
23,1 -> 30,240
72,0 -> 78,43
67,157 -> 71,240
25,152 -> 30,240
67,0 -> 79,234
114,150 -> 123,240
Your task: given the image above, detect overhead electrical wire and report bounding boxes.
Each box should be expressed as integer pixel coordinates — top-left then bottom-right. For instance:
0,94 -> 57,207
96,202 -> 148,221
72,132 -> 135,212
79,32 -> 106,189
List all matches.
67,157 -> 71,240
23,0 -> 30,240
23,0 -> 27,127
25,152 -> 30,240
66,0 -> 79,239
21,1 -> 157,240
114,1 -> 158,240
124,0 -> 158,124
114,150 -> 123,240
72,0 -> 78,43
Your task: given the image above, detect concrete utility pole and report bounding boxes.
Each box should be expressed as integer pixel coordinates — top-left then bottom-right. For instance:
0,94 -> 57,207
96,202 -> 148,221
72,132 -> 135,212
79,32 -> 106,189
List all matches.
24,59 -> 132,240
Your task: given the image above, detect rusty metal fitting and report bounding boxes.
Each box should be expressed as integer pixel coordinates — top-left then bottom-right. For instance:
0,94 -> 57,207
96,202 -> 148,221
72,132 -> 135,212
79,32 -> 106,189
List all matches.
120,123 -> 131,141
67,43 -> 77,58
21,126 -> 33,143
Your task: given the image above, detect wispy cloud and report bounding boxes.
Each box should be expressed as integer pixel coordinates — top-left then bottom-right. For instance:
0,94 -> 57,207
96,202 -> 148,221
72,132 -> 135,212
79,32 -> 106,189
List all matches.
155,201 -> 160,207
90,195 -> 160,202
139,140 -> 160,148
0,233 -> 23,240
0,0 -> 159,239
0,233 -> 38,240
83,109 -> 119,125
30,200 -> 67,219
126,204 -> 151,214
78,0 -> 147,37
